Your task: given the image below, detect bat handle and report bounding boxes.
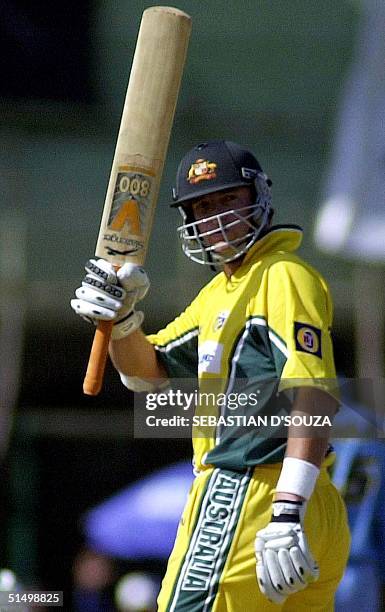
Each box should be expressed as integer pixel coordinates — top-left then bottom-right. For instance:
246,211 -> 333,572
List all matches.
83,320 -> 113,395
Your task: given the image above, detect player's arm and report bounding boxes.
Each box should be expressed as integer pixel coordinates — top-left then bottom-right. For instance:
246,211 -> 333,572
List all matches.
255,262 -> 340,603
109,329 -> 167,380
274,386 -> 338,502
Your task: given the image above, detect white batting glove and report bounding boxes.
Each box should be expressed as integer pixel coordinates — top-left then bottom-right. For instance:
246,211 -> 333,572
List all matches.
71,259 -> 150,340
255,500 -> 319,605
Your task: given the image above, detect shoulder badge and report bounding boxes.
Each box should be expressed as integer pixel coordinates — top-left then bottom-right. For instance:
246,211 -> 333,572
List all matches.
294,322 -> 322,358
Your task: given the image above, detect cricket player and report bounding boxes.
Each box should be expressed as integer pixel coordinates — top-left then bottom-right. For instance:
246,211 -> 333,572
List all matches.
72,141 -> 350,610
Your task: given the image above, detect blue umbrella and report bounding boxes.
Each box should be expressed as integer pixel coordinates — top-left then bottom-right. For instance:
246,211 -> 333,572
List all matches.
83,462 -> 194,560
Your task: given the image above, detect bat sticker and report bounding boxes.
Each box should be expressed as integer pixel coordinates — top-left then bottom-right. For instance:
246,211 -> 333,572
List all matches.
100,168 -> 153,262
106,246 -> 143,256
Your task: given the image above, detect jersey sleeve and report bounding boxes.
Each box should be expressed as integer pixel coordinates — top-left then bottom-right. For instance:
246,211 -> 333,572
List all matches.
146,300 -> 199,379
266,259 -> 339,399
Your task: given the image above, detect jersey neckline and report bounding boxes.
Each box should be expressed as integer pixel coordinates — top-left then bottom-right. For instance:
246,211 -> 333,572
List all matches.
226,224 -> 303,283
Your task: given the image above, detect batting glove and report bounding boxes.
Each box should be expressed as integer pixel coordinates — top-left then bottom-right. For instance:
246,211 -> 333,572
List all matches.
71,259 -> 150,340
255,500 -> 319,605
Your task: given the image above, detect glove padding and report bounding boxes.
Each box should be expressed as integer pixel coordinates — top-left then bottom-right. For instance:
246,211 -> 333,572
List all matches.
71,259 -> 149,339
255,500 -> 319,605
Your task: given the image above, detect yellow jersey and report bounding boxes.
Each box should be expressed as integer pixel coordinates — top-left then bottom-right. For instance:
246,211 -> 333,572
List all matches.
147,226 -> 338,471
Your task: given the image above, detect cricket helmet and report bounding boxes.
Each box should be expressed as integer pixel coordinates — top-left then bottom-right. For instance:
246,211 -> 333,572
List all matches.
171,140 -> 273,268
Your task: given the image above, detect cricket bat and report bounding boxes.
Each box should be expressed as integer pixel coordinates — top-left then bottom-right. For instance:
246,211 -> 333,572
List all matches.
83,6 -> 191,395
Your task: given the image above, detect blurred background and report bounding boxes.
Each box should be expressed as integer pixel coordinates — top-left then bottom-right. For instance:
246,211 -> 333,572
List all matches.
0,0 -> 384,609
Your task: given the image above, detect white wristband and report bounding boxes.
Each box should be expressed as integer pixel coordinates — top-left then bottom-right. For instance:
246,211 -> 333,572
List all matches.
118,372 -> 170,393
119,373 -> 158,392
275,457 -> 320,500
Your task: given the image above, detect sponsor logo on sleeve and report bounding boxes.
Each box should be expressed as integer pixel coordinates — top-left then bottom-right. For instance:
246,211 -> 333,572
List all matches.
294,322 -> 322,358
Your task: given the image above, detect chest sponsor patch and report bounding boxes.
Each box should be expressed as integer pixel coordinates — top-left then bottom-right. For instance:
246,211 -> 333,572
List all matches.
198,340 -> 224,374
294,322 -> 322,358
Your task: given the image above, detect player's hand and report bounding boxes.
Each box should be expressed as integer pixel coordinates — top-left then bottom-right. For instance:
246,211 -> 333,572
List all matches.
254,500 -> 319,605
71,259 -> 150,339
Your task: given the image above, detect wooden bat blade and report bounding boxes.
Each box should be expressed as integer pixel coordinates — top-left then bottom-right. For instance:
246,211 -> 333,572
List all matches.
96,6 -> 191,268
83,6 -> 191,395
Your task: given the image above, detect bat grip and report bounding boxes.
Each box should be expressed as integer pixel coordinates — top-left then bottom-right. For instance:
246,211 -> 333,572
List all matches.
83,320 -> 113,395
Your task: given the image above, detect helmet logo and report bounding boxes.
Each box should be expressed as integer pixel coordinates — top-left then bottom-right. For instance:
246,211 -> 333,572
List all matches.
187,159 -> 217,184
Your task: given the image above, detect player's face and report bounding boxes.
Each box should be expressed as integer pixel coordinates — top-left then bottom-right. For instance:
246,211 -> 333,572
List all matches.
189,186 -> 255,254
